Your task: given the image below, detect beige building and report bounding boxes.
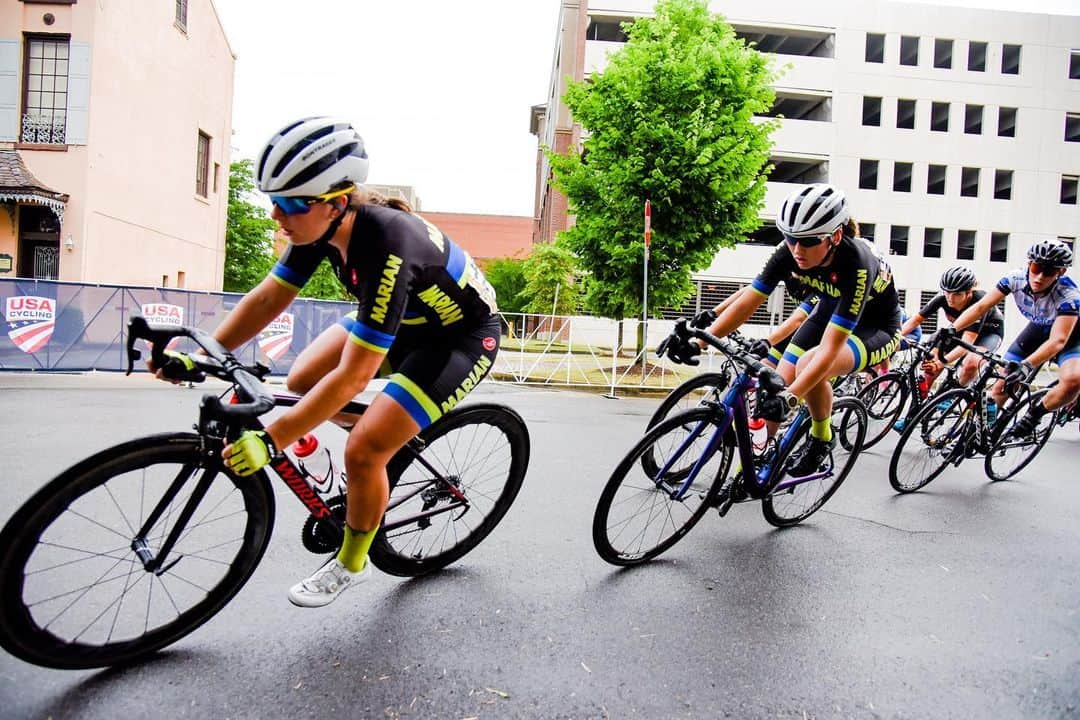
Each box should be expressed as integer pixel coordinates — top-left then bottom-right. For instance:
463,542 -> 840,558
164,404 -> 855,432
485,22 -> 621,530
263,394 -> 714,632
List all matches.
0,0 -> 234,290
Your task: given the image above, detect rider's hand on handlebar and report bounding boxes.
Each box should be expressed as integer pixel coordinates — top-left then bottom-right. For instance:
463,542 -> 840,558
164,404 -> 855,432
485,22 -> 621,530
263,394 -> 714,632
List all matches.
935,326 -> 959,352
747,338 -> 772,360
1004,360 -> 1034,388
754,389 -> 798,423
656,334 -> 702,366
690,308 -> 718,330
149,349 -> 204,384
223,430 -> 279,477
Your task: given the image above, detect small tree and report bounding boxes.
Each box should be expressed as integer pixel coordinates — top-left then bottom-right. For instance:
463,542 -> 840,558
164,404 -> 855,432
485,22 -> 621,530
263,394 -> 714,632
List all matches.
520,241 -> 581,316
223,160 -> 275,293
548,0 -> 777,328
483,256 -> 529,314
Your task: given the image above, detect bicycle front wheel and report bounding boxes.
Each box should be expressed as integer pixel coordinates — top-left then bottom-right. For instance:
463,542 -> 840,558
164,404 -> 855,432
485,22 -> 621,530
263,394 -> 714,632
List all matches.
856,371 -> 909,449
762,397 -> 867,527
888,388 -> 973,493
593,407 -> 732,566
0,433 -> 275,670
369,404 -> 530,577
642,372 -> 729,478
984,389 -> 1056,481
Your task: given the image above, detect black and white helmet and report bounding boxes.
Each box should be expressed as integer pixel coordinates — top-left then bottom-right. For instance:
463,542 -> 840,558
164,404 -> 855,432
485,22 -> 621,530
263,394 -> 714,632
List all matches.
1026,239 -> 1073,268
256,117 -> 369,197
939,266 -> 977,292
775,183 -> 850,239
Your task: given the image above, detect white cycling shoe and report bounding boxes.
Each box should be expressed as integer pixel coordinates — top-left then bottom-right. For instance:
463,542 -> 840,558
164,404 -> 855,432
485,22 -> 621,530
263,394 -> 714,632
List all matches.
288,557 -> 371,608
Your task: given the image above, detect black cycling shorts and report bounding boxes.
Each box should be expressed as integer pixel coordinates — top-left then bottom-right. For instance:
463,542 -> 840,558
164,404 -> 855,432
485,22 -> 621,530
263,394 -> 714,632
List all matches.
1003,321 -> 1080,365
339,312 -> 500,429
779,302 -> 902,373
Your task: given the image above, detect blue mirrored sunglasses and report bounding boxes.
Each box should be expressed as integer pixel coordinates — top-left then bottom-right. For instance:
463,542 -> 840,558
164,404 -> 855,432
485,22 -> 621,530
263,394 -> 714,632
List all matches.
270,196 -> 315,215
782,232 -> 829,248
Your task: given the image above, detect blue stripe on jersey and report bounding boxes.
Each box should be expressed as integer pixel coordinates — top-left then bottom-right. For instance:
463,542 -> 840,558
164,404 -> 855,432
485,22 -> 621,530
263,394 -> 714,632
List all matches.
346,318 -> 395,352
751,279 -> 773,296
446,240 -> 467,284
270,262 -> 311,291
829,313 -> 857,333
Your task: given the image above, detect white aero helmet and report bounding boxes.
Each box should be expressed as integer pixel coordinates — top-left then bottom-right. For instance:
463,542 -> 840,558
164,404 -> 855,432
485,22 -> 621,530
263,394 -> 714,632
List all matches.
256,117 -> 369,197
775,183 -> 850,239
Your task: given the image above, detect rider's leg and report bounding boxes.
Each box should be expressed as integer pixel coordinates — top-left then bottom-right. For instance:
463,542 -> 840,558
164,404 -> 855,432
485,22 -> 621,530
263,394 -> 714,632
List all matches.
287,315 -> 369,428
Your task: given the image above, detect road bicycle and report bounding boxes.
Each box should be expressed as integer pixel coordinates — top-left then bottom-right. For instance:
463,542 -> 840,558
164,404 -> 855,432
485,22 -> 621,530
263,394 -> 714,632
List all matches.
0,317 -> 530,670
856,340 -> 959,449
593,320 -> 868,566
888,335 -> 1052,492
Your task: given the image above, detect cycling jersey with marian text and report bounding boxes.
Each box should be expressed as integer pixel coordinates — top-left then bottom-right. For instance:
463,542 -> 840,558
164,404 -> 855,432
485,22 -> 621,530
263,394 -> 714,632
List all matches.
269,204 -> 499,353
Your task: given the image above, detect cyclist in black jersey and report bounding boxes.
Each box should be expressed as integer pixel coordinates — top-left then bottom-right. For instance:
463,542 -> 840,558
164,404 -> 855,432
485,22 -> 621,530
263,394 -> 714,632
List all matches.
661,183 -> 902,476
901,266 -> 1005,388
155,117 -> 500,607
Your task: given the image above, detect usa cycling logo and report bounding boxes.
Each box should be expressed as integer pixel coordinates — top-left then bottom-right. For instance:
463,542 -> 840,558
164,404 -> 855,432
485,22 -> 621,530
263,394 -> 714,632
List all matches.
258,312 -> 294,361
5,296 -> 55,354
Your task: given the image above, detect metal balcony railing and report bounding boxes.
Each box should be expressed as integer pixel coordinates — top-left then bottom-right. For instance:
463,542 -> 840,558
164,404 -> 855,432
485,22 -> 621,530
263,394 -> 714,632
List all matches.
21,114 -> 66,145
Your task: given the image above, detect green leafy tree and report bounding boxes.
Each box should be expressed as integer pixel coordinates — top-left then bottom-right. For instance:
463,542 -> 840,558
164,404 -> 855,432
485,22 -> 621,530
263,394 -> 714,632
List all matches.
223,160 -> 275,293
484,256 -> 529,314
520,241 -> 581,315
547,0 -> 777,322
296,261 -> 349,300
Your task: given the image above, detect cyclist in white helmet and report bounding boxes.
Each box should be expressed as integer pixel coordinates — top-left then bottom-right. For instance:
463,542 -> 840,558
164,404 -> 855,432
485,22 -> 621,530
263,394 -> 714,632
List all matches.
942,239 -> 1080,437
154,117 -> 500,607
661,183 -> 903,478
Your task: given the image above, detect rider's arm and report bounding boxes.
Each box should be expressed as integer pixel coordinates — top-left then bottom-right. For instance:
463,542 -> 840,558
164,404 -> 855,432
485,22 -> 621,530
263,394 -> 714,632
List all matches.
768,300 -> 811,346
704,287 -> 766,339
900,312 -> 924,337
949,286 -> 1005,332
1023,314 -> 1078,367
264,339 -> 383,449
213,275 -> 298,351
712,287 -> 746,314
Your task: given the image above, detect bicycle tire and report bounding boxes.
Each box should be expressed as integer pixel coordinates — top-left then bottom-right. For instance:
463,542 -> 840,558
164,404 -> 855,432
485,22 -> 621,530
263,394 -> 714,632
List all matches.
642,372 -> 729,478
856,371 -> 910,449
984,389 -> 1056,481
762,397 -> 867,527
0,433 -> 275,670
593,407 -> 732,566
368,404 -> 530,577
888,388 -> 974,493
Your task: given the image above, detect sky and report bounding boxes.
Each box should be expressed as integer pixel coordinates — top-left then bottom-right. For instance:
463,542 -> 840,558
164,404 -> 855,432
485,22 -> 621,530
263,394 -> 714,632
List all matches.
211,0 -> 1080,218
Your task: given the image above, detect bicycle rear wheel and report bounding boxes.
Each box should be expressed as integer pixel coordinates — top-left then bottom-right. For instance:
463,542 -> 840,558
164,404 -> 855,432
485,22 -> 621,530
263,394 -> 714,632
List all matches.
369,404 -> 530,577
0,434 -> 275,670
762,397 -> 867,527
856,371 -> 909,449
593,407 -> 732,566
888,388 -> 973,493
984,389 -> 1056,481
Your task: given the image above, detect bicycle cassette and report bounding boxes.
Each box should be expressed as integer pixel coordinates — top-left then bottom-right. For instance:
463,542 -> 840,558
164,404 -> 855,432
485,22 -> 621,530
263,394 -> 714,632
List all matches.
300,494 -> 347,554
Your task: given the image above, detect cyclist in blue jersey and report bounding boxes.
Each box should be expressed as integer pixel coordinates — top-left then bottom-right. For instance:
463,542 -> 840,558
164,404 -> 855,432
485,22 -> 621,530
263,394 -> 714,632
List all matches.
154,117 -> 500,607
661,183 -> 902,476
943,240 -> 1080,437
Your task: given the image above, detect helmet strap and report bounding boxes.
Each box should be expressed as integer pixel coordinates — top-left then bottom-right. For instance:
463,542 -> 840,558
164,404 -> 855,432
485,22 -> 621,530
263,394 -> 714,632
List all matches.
314,201 -> 348,247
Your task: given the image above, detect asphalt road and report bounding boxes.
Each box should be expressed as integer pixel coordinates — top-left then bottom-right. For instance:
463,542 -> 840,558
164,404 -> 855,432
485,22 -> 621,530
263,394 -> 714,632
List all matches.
0,373 -> 1077,719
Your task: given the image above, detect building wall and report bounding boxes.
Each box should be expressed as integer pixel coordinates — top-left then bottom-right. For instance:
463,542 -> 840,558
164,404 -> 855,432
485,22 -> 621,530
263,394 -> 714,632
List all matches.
1,0 -> 234,290
420,211 -> 534,263
539,0 -> 1080,334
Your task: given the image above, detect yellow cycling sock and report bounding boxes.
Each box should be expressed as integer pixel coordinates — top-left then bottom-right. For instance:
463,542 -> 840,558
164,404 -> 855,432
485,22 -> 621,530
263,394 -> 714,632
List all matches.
811,417 -> 833,442
336,525 -> 377,573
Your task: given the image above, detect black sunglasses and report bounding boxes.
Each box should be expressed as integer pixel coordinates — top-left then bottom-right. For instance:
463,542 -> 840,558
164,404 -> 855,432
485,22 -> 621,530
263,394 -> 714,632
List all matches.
783,231 -> 832,248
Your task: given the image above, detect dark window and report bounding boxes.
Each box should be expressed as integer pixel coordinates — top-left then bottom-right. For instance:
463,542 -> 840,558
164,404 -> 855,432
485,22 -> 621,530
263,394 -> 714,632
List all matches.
994,169 -> 1013,200
19,35 -> 70,145
934,38 -> 953,68
968,40 -> 987,71
861,223 -> 876,241
900,35 -> 919,66
890,225 -> 909,256
897,98 -> 916,129
958,229 -> 976,260
961,167 -> 980,197
927,164 -> 947,195
175,0 -> 188,29
196,131 -> 210,197
1062,174 -> 1079,205
862,96 -> 882,126
769,156 -> 829,184
924,228 -> 943,258
866,33 -> 885,63
1001,44 -> 1021,75
587,18 -> 629,42
998,107 -> 1016,137
990,232 -> 1009,262
893,162 -> 913,192
920,291 -> 940,331
931,101 -> 949,132
1071,51 -> 1080,80
1067,113 -> 1080,142
743,223 -> 783,247
859,159 -> 879,190
965,104 -> 983,134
